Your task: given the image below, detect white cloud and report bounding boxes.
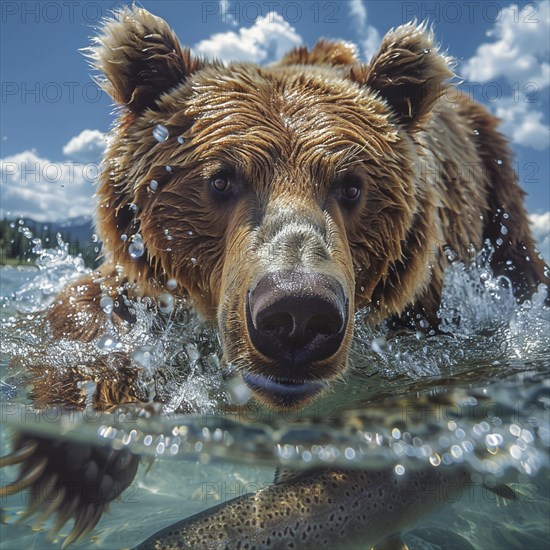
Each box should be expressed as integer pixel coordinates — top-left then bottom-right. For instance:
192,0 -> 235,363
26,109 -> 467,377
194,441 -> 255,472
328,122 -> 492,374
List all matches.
495,95 -> 549,150
0,150 -> 97,222
529,211 -> 550,264
461,2 -> 549,151
462,2 -> 549,85
348,0 -> 367,28
347,0 -> 381,61
219,0 -> 237,26
62,129 -> 106,163
193,12 -> 301,64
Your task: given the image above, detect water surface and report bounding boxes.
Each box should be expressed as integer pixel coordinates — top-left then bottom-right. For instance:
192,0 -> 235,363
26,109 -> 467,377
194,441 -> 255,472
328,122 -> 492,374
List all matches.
1,241 -> 549,549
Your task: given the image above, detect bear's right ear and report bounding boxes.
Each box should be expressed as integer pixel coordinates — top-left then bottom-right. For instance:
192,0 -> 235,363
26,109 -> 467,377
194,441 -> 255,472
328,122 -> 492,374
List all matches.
350,22 -> 454,130
88,7 -> 204,113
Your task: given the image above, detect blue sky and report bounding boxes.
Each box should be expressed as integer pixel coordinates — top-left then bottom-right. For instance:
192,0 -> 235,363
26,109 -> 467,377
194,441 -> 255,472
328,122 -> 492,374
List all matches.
0,1 -> 548,255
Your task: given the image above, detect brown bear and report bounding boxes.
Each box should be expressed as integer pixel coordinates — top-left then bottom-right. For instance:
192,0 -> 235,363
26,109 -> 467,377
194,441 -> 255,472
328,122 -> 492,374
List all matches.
2,6 -> 548,547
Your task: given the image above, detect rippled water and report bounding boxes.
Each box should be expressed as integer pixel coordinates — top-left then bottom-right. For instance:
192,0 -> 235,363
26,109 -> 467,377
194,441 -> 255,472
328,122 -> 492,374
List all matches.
1,240 -> 549,549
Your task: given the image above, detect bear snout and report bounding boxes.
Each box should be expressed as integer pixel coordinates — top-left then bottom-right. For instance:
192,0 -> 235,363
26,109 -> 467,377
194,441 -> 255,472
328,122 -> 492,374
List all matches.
246,270 -> 348,369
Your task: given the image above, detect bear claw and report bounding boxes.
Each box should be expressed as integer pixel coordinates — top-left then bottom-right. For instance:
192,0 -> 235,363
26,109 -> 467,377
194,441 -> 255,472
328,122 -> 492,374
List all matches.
1,433 -> 139,547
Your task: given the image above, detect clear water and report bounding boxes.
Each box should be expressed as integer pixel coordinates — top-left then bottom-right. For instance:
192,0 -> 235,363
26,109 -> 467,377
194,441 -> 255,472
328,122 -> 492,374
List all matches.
0,239 -> 549,549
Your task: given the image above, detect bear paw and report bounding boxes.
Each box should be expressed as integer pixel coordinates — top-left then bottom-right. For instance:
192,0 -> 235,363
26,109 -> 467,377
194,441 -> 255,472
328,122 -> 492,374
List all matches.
1,433 -> 139,547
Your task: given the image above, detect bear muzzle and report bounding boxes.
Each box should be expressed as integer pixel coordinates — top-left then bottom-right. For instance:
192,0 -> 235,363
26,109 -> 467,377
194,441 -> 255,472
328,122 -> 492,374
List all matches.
243,270 -> 349,407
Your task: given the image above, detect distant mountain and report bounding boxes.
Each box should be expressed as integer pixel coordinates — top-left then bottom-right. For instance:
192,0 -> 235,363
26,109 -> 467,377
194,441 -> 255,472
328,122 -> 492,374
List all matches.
24,216 -> 96,243
57,215 -> 94,229
1,215 -> 99,267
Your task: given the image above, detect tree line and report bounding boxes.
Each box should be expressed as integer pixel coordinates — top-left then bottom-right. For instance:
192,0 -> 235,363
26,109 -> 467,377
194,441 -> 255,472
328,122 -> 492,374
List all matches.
0,217 -> 98,267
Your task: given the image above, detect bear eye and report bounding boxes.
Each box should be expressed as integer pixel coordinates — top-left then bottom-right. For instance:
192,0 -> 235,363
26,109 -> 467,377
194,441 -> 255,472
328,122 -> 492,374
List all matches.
210,174 -> 232,194
340,175 -> 362,203
343,183 -> 360,201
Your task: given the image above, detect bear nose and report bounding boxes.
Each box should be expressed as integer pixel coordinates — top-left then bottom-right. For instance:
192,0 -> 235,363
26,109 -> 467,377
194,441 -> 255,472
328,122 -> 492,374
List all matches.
246,271 -> 347,366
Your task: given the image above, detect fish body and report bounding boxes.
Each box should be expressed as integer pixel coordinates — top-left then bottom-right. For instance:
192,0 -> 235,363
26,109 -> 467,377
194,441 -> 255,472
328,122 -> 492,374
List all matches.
134,466 -> 470,549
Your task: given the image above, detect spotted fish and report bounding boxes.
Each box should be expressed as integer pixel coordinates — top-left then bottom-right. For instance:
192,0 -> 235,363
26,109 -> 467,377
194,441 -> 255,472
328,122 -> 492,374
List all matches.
134,466 -> 471,549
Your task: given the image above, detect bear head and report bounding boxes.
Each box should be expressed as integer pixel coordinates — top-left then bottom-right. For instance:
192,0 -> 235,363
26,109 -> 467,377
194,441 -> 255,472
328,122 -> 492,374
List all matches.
90,8 -> 452,410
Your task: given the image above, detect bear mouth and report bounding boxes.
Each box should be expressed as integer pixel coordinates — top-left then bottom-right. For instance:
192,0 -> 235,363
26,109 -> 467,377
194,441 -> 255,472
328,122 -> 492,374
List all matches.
242,372 -> 328,407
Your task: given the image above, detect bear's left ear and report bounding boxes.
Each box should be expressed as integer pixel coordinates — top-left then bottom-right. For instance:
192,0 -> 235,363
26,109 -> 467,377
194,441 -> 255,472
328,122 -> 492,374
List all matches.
88,7 -> 205,113
350,22 -> 454,130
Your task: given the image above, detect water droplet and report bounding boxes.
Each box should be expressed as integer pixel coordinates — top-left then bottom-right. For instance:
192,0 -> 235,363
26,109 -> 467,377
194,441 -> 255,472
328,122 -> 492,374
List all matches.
92,233 -> 98,242
97,334 -> 117,351
496,238 -> 503,246
503,212 -> 509,219
128,240 -> 145,259
485,433 -> 503,447
445,248 -> 457,262
129,202 -> 138,212
191,257 -> 198,265
344,447 -> 356,460
121,234 -> 128,241
495,159 -> 503,165
186,343 -> 201,363
371,336 -> 387,353
149,179 -> 158,192
132,347 -> 153,370
226,376 -> 251,405
450,445 -> 463,459
473,129 -> 480,136
394,464 -> 405,475
500,225 -> 508,235
100,296 -> 113,315
429,453 -> 441,466
153,124 -> 169,142
521,429 -> 534,443
166,278 -> 177,290
510,445 -> 522,459
158,291 -> 174,314
419,318 -> 429,329
187,230 -> 194,236
177,136 -> 185,144
165,165 -> 172,172
422,48 -> 431,54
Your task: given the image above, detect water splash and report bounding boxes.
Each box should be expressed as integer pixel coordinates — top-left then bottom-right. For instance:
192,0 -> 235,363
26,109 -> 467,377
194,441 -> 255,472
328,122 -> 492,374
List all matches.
353,243 -> 549,381
9,233 -> 89,315
1,237 -> 549,477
